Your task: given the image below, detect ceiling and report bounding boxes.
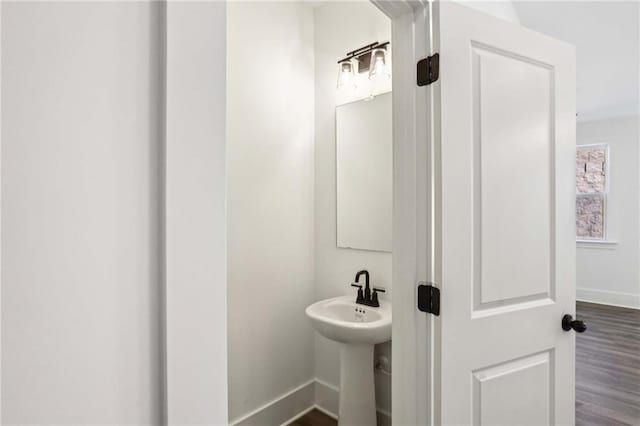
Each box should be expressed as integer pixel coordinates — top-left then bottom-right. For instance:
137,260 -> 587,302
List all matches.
514,1 -> 639,121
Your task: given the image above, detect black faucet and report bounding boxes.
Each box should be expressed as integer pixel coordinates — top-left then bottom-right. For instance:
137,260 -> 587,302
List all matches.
356,270 -> 370,301
350,269 -> 385,307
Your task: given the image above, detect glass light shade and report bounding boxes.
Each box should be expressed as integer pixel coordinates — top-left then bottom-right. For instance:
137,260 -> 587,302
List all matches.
337,60 -> 357,89
369,48 -> 390,81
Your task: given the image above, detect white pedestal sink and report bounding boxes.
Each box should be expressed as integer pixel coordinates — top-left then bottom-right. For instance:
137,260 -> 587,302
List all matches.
305,295 -> 391,426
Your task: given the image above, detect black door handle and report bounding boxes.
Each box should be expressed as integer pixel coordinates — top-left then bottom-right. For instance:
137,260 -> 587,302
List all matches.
562,314 -> 587,333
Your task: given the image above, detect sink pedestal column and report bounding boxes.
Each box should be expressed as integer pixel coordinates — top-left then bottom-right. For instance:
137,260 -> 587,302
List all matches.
338,343 -> 376,426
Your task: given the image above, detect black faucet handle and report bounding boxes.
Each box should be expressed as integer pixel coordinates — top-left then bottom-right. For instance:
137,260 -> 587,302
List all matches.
373,287 -> 386,293
371,289 -> 383,307
351,284 -> 364,302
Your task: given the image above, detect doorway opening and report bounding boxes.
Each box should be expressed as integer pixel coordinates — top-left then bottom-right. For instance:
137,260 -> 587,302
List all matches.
226,2 -> 393,425
514,2 -> 640,424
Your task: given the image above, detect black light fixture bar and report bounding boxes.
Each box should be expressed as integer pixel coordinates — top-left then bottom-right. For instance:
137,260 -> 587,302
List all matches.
337,41 -> 390,65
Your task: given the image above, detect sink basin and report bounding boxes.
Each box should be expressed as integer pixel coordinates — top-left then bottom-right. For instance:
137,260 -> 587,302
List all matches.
306,295 -> 391,426
305,295 -> 391,344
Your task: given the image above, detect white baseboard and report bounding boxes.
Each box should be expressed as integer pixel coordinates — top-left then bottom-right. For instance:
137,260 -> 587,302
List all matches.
577,288 -> 640,310
314,379 -> 339,416
312,404 -> 338,420
231,380 -> 315,426
314,378 -> 392,425
376,409 -> 392,426
279,407 -> 316,426
232,378 -> 393,426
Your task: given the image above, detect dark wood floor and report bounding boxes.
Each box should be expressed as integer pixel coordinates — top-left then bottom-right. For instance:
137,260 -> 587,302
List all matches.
289,409 -> 336,426
291,303 -> 640,426
576,301 -> 640,426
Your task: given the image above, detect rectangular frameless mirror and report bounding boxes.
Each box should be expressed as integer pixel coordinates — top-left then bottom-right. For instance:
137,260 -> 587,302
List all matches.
336,92 -> 392,252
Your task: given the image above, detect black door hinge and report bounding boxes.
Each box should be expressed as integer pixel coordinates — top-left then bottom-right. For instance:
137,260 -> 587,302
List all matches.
417,282 -> 440,316
417,53 -> 439,87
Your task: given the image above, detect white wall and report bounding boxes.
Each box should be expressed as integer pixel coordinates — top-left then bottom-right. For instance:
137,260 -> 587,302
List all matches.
313,1 -> 392,416
514,2 -> 639,122
226,2 -> 316,423
2,2 -> 163,423
165,2 -> 229,424
576,116 -> 640,308
513,2 -> 640,309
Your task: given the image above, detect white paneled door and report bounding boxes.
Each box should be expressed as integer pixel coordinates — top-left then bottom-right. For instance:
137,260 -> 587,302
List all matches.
432,2 -> 576,425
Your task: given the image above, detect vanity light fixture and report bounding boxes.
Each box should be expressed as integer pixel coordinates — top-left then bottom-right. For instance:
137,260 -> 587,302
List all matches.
336,41 -> 390,89
369,47 -> 390,81
336,59 -> 357,89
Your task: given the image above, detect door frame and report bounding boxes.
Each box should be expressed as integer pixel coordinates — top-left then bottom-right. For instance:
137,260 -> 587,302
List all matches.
371,1 -> 434,424
164,2 -> 228,425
